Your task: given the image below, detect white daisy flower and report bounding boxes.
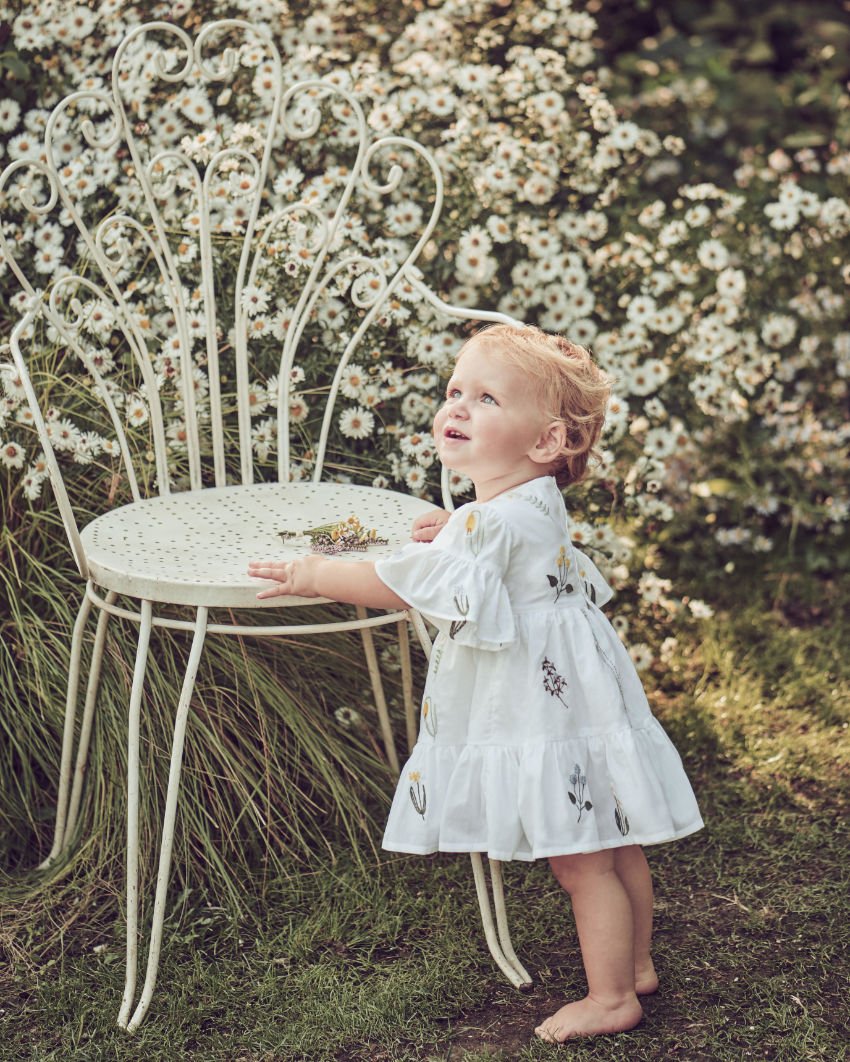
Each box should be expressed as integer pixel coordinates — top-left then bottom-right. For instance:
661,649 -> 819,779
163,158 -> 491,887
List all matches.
425,88 -> 457,117
716,268 -> 747,298
288,396 -> 309,424
272,165 -> 304,198
404,466 -> 427,493
125,395 -> 149,427
338,406 -> 375,440
386,200 -> 423,237
764,201 -> 799,231
760,314 -> 797,348
608,121 -> 641,151
570,318 -> 598,345
529,90 -> 565,120
22,469 -> 46,500
696,239 -> 730,271
580,212 -> 609,240
340,364 -> 368,399
684,204 -> 711,227
0,439 -> 25,469
0,99 -> 21,133
46,418 -> 82,452
240,285 -> 270,316
625,295 -> 657,325
251,417 -> 276,461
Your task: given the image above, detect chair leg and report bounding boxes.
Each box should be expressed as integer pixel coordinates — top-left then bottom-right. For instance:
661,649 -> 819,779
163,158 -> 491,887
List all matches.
117,600 -> 153,1030
471,853 -> 531,985
489,858 -> 533,986
64,591 -> 118,844
469,853 -> 532,989
126,606 -> 208,1034
397,619 -> 417,755
39,591 -> 94,869
355,606 -> 399,775
407,609 -> 433,660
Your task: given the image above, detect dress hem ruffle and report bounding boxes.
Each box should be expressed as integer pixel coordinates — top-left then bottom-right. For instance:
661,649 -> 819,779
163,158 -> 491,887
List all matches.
382,817 -> 704,863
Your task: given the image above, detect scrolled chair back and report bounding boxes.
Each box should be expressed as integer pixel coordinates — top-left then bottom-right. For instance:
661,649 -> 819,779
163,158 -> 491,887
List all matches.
1,17 -> 458,543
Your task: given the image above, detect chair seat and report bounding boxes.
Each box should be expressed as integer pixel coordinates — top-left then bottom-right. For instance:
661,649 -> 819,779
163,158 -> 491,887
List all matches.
79,481 -> 438,608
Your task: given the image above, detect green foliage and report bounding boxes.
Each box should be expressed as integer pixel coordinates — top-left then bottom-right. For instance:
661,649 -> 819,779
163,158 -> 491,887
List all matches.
599,0 -> 850,183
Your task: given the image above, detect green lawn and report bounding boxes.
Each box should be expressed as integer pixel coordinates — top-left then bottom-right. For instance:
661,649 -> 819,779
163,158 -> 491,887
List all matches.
2,579 -> 849,1061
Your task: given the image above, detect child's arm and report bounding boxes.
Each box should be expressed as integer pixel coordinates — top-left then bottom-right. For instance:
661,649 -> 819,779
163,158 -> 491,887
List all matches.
248,554 -> 409,609
411,508 -> 451,542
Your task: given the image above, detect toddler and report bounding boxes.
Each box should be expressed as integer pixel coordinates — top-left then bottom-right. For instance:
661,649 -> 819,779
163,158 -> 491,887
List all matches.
249,325 -> 703,1042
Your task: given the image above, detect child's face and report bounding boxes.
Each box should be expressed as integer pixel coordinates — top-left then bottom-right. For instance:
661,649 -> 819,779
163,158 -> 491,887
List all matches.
433,338 -> 555,500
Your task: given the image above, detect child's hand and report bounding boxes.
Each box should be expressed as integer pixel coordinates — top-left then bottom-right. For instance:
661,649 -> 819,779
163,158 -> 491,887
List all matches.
248,555 -> 326,599
411,509 -> 450,542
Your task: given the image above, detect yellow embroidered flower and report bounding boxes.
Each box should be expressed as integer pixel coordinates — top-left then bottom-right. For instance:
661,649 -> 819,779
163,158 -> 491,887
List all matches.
409,770 -> 421,782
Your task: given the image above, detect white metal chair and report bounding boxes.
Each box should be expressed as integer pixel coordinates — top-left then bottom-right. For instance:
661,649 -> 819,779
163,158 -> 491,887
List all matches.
1,18 -> 531,1032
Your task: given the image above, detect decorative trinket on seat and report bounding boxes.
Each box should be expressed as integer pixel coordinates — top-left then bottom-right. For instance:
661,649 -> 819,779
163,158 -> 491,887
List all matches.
279,515 -> 389,554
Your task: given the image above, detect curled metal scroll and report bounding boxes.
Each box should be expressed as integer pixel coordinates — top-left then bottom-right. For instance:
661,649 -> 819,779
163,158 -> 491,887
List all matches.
0,159 -> 59,298
195,19 -> 276,82
45,89 -> 122,164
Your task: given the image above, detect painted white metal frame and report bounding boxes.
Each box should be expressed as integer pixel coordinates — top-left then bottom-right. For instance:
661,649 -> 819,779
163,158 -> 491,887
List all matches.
1,18 -> 531,1030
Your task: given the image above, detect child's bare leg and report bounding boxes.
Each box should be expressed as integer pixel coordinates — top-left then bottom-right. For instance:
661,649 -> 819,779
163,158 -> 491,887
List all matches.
613,845 -> 658,994
535,849 -> 643,1043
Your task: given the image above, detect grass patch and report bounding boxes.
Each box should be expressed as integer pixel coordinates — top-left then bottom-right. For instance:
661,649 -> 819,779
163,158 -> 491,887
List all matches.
2,577 -> 849,1060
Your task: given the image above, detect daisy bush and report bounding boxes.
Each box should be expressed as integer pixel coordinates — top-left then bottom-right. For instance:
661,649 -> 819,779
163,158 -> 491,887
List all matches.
1,0 -> 848,646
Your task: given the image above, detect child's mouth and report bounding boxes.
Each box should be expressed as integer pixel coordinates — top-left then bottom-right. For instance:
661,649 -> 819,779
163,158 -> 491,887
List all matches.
443,428 -> 469,441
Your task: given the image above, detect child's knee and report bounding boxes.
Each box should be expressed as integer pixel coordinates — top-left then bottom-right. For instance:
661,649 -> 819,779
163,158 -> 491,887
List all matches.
549,849 -> 616,893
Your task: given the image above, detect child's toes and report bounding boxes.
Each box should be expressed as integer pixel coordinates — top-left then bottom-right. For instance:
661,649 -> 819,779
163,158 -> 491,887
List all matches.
534,1020 -> 558,1043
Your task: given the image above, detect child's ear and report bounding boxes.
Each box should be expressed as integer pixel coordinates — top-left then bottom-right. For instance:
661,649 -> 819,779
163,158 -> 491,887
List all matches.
530,421 -> 567,465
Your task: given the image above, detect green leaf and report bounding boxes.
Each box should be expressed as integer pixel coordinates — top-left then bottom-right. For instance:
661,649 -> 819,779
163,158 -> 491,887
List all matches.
0,55 -> 30,79
781,131 -> 829,148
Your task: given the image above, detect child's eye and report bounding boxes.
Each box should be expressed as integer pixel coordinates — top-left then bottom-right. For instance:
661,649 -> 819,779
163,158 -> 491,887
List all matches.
446,388 -> 460,400
481,393 -> 497,405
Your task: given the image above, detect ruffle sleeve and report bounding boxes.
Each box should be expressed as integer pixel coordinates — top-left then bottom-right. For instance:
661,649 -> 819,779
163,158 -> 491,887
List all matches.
374,505 -> 516,650
572,546 -> 614,608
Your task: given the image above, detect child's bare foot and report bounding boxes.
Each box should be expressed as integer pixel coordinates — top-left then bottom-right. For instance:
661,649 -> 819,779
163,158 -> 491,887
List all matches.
635,958 -> 659,995
534,994 -> 643,1043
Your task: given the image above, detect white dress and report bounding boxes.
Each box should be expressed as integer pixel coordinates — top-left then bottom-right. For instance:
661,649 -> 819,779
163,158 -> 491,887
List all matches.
375,474 -> 703,861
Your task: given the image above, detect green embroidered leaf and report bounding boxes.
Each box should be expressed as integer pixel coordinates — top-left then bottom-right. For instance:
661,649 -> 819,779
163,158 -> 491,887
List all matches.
547,574 -> 558,587
568,792 -> 577,804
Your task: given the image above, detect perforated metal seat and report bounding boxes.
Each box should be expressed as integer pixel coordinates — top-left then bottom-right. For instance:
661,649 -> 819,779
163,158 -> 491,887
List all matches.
81,482 -> 435,607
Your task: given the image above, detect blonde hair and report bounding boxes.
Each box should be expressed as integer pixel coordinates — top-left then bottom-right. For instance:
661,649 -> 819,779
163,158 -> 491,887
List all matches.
458,324 -> 612,488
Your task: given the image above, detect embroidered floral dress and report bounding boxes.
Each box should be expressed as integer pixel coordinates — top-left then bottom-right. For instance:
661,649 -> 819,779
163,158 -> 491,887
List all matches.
375,474 -> 703,861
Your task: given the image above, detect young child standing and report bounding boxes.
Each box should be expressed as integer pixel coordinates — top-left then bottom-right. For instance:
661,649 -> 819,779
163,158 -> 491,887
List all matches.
248,325 -> 703,1043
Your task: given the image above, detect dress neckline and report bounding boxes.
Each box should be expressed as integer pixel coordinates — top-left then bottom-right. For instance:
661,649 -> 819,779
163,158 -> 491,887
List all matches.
482,474 -> 558,505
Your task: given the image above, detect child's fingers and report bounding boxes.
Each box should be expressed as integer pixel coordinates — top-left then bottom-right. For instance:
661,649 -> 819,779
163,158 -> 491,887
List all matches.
411,509 -> 449,539
248,562 -> 288,579
412,525 -> 442,542
411,509 -> 443,530
255,584 -> 290,599
249,562 -> 295,596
